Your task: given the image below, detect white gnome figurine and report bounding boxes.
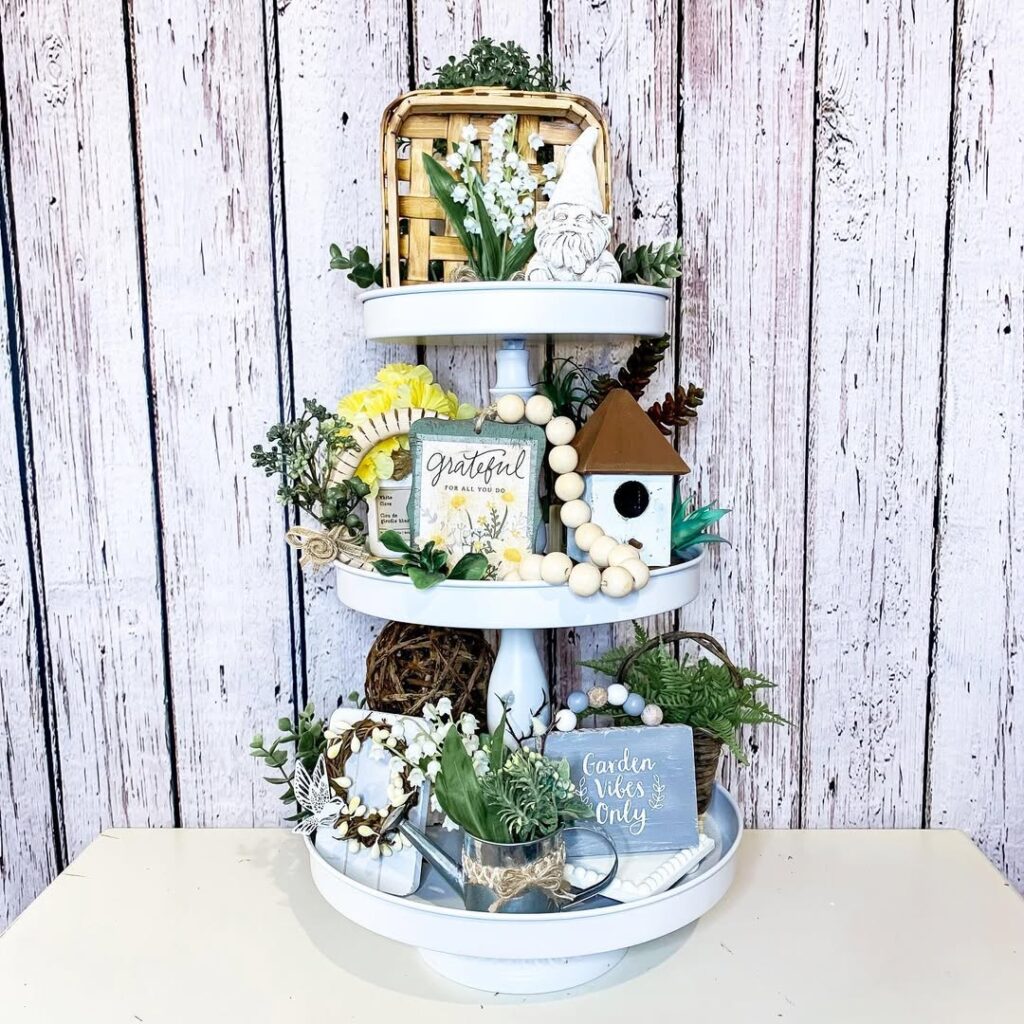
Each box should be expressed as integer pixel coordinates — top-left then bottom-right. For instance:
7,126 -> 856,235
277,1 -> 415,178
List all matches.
526,126 -> 621,284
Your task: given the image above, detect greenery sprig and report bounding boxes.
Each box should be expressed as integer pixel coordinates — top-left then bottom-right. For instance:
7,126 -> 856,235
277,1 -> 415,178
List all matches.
249,702 -> 327,822
615,239 -> 683,287
251,398 -> 370,533
372,530 -> 489,590
419,38 -> 566,92
328,243 -> 383,288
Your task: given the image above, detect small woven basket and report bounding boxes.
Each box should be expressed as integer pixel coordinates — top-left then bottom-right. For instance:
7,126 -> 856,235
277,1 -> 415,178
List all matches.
615,630 -> 743,815
379,88 -> 611,286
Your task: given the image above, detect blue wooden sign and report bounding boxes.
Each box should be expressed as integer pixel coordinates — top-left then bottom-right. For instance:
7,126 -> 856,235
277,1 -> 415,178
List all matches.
545,724 -> 699,855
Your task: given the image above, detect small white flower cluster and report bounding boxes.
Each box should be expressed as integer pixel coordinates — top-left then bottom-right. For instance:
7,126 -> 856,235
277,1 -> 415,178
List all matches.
444,116 -> 558,243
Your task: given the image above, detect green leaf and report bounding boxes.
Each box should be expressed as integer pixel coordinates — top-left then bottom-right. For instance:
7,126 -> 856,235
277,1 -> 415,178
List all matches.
434,728 -> 492,840
372,559 -> 408,577
378,530 -> 413,554
407,565 -> 445,589
488,709 -> 508,774
503,226 -> 536,277
469,175 -> 500,279
277,717 -> 292,731
422,154 -> 480,274
349,263 -> 376,288
447,552 -> 489,581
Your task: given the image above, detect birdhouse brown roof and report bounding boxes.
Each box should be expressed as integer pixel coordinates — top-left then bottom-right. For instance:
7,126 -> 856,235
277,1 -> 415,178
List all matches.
572,388 -> 690,475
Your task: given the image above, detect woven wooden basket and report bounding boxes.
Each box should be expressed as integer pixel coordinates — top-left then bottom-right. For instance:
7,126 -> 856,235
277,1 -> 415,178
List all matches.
379,88 -> 611,286
615,630 -> 743,815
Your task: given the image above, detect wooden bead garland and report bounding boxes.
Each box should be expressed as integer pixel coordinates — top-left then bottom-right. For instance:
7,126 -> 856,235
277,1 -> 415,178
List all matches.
491,397 -> 654,599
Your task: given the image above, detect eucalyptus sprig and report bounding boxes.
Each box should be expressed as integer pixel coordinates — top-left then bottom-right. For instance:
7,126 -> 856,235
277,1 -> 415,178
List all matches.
328,243 -> 383,288
372,530 -> 489,590
419,38 -> 566,92
251,398 -> 369,533
249,702 -> 327,822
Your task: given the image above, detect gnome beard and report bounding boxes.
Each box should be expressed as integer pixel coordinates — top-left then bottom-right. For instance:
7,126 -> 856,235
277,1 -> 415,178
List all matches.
527,203 -> 622,283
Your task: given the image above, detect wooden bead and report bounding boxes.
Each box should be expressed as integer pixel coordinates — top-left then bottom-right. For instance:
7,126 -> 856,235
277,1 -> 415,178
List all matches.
495,394 -> 526,423
587,686 -> 608,708
518,552 -> 544,581
525,394 -> 555,425
548,444 -> 578,474
567,561 -> 601,597
554,708 -> 578,732
606,683 -> 630,706
641,703 -> 664,726
559,499 -> 591,529
554,471 -> 585,502
600,565 -> 634,598
622,558 -> 651,590
545,416 -> 577,446
573,522 -> 604,552
540,551 -> 573,585
588,534 -> 618,568
608,543 -> 642,566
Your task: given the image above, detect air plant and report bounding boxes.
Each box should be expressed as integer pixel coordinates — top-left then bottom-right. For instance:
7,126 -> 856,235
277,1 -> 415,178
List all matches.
672,491 -> 730,557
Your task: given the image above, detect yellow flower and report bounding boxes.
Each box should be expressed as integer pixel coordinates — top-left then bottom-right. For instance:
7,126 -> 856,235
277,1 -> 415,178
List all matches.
376,363 -> 433,387
501,490 -> 516,504
503,547 -> 523,564
450,493 -> 468,510
354,437 -> 404,492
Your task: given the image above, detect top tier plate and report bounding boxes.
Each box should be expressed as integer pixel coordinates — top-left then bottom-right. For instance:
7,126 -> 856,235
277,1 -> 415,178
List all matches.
361,281 -> 671,345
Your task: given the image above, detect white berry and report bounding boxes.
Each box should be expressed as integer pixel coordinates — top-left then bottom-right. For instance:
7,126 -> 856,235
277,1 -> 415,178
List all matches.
548,444 -> 578,474
622,558 -> 651,590
641,703 -> 664,726
606,683 -> 630,706
573,522 -> 604,552
609,543 -> 642,567
518,552 -> 544,581
525,394 -> 554,425
554,472 -> 585,502
540,551 -> 573,585
559,499 -> 591,529
554,708 -> 578,732
496,394 -> 526,423
546,416 -> 577,446
588,535 -> 618,568
601,565 -> 634,598
567,561 -> 601,597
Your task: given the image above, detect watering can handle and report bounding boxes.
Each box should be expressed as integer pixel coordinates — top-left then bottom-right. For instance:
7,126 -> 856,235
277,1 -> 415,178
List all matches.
561,826 -> 619,907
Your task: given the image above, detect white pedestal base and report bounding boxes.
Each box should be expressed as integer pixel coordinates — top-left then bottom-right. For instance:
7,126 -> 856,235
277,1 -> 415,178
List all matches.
490,338 -> 535,401
419,946 -> 626,994
486,628 -> 549,742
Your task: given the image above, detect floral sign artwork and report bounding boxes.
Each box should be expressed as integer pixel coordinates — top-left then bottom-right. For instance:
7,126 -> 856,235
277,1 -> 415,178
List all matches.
408,418 -> 544,575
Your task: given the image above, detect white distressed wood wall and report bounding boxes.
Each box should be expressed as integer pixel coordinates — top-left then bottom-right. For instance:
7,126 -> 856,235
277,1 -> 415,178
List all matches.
1,0 -> 1021,927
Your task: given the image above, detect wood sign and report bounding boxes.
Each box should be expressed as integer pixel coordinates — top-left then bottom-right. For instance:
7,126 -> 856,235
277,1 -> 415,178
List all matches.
546,724 -> 699,855
408,418 -> 545,575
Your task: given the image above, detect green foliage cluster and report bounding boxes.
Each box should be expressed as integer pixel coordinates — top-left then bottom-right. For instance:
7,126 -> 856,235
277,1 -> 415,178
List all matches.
615,239 -> 683,287
372,530 -> 489,590
419,38 -> 566,92
671,492 -> 730,555
249,703 -> 326,822
422,154 -> 536,281
583,625 -> 787,762
534,357 -> 600,426
328,243 -> 383,288
434,711 -> 591,843
251,398 -> 370,533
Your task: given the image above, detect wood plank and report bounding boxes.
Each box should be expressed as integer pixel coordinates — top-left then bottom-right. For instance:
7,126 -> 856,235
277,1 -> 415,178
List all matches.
1,1 -> 174,853
276,0 -> 410,714
677,1 -> 816,827
802,1 -> 953,828
550,0 -> 680,698
0,146 -> 58,928
928,1 -> 1024,888
128,1 -> 293,824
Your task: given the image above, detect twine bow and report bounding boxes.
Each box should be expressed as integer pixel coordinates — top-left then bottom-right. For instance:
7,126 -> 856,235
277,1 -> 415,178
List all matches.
462,846 -> 571,913
285,525 -> 356,570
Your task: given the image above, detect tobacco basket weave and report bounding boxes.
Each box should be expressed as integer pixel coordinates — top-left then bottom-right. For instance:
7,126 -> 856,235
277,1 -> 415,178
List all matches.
615,630 -> 743,815
380,88 -> 611,286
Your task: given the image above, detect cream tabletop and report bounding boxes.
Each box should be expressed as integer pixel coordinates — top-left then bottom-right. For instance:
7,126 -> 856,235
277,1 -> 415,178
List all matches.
1,828 -> 1021,1021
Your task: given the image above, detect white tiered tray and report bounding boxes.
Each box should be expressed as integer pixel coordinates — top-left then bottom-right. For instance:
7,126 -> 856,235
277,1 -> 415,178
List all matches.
336,550 -> 704,737
307,783 -> 741,994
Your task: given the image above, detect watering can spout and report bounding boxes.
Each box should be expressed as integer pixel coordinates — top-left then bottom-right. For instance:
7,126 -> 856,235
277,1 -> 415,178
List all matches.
381,804 -> 463,898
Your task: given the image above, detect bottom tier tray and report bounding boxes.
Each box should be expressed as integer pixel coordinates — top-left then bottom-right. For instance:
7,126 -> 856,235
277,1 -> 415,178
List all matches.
306,783 -> 741,994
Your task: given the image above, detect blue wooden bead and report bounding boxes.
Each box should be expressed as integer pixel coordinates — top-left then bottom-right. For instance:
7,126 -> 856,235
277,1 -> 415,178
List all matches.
566,691 -> 590,714
623,692 -> 646,717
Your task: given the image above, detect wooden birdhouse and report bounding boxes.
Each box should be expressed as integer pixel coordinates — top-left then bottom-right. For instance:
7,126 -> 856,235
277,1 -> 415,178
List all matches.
566,389 -> 690,567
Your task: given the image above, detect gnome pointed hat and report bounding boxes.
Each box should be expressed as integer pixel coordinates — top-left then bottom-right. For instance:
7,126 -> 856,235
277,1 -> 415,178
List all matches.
548,126 -> 605,214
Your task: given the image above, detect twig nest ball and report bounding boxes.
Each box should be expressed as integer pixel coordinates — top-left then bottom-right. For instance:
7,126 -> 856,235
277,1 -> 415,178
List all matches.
608,542 -> 642,567
518,552 -> 545,581
588,534 -> 619,568
606,682 -> 630,707
545,416 -> 577,446
548,444 -> 578,475
622,558 -> 651,590
559,498 -> 592,529
587,686 -> 609,708
496,394 -> 526,423
567,561 -> 601,597
623,692 -> 646,717
540,551 -> 573,585
566,690 -> 590,714
573,522 -> 604,553
641,703 -> 664,726
601,565 -> 634,598
525,394 -> 555,426
554,708 -> 578,732
554,472 -> 585,502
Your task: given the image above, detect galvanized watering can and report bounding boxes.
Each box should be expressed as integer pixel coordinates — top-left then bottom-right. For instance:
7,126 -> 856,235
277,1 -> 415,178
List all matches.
382,805 -> 618,914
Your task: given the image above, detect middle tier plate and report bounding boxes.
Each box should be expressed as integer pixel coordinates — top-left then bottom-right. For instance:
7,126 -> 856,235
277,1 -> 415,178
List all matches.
335,549 -> 704,630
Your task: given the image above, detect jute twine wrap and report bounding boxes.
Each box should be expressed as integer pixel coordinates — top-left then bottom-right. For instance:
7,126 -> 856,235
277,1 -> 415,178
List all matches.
285,526 -> 372,571
461,846 -> 570,913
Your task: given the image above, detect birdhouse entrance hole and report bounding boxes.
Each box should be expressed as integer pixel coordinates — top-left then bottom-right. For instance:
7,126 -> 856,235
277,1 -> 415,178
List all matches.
613,480 -> 650,519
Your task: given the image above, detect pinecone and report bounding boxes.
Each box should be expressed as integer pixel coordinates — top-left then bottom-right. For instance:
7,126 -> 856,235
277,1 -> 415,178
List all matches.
590,334 -> 671,405
646,383 -> 704,436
